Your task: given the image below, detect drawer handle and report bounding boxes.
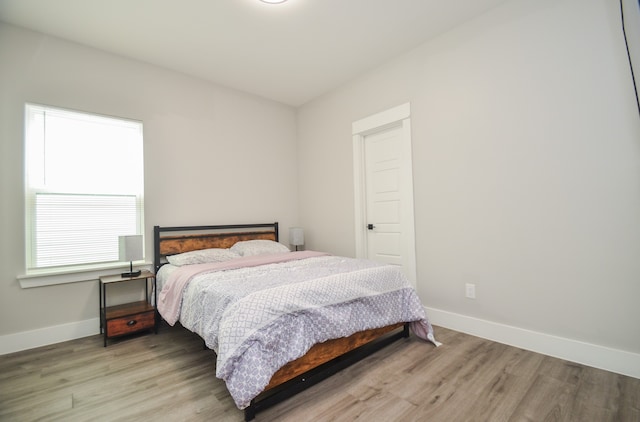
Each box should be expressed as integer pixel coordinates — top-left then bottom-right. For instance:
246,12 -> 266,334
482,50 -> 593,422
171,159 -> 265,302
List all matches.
127,320 -> 137,326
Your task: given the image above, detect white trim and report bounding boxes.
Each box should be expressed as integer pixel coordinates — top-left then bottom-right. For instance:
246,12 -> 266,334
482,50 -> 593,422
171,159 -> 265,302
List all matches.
352,102 -> 411,135
17,261 -> 152,288
426,307 -> 640,379
352,102 -> 417,287
0,318 -> 100,355
5,306 -> 637,380
400,117 -> 417,287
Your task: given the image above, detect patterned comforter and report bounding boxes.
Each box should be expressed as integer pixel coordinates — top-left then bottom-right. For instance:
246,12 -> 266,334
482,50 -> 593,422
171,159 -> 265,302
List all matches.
157,251 -> 437,409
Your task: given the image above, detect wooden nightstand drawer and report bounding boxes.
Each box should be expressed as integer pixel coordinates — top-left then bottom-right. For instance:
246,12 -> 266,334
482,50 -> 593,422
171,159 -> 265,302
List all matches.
100,271 -> 156,346
106,310 -> 155,337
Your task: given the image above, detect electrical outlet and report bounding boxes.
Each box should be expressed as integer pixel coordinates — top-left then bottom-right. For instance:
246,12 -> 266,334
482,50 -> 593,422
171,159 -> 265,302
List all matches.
465,283 -> 476,299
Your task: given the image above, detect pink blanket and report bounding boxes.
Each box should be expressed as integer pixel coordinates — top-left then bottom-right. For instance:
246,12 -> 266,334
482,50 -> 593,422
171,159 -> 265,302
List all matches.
157,250 -> 328,325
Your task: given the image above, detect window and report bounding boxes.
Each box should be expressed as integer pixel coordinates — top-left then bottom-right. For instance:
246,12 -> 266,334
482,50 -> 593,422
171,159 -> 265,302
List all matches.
25,104 -> 144,273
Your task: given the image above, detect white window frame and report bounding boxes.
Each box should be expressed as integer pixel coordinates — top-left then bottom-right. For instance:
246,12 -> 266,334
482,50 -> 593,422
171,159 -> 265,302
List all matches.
20,104 -> 145,286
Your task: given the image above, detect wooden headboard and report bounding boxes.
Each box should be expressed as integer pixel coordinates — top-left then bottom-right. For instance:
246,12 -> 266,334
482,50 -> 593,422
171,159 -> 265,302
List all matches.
153,222 -> 279,273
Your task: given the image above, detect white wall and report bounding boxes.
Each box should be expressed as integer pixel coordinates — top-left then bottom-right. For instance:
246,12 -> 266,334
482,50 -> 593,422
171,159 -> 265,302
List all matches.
0,23 -> 298,346
2,0 -> 639,377
297,0 -> 640,374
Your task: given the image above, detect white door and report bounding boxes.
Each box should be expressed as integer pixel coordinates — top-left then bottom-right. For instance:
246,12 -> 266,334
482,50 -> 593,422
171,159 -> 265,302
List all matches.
352,103 -> 417,286
364,125 -> 404,266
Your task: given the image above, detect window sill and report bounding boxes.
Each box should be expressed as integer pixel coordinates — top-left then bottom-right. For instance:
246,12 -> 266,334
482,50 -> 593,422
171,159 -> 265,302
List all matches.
17,261 -> 152,288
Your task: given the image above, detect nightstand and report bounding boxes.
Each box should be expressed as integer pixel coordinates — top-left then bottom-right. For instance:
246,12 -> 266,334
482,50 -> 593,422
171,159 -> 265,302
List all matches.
99,270 -> 156,347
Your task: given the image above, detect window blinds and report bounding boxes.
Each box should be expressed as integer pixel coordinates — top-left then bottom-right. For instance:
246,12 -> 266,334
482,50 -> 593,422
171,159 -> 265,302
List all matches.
25,104 -> 144,271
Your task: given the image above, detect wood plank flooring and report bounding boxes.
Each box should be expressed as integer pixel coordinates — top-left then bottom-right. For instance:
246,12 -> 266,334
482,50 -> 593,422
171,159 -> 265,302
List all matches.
1,323 -> 638,421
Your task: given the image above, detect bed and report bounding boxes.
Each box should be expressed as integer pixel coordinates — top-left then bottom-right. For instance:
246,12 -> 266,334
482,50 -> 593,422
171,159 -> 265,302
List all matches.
153,222 -> 438,421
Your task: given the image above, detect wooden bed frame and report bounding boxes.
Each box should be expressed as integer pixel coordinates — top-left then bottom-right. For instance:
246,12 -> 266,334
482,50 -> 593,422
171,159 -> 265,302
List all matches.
153,222 -> 410,421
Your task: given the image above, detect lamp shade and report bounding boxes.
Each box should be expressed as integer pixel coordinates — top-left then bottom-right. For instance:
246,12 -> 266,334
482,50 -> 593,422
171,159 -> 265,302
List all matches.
119,235 -> 143,262
289,227 -> 304,246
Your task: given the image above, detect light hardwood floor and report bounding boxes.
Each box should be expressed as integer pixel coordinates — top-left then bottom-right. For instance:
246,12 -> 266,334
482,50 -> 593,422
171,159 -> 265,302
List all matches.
1,323 -> 638,421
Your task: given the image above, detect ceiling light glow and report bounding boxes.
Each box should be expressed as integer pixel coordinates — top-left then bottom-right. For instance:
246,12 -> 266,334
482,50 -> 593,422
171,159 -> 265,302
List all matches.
260,0 -> 287,3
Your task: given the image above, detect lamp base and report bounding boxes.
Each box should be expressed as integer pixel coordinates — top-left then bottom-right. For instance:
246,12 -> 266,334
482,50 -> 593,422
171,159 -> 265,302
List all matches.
121,270 -> 141,278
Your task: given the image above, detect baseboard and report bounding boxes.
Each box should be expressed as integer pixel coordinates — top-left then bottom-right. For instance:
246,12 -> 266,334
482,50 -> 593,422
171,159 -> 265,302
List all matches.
3,309 -> 638,380
425,307 -> 640,379
0,318 -> 100,355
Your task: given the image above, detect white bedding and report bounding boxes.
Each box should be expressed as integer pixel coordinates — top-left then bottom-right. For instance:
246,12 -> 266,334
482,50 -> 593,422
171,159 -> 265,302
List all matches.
157,252 -> 437,409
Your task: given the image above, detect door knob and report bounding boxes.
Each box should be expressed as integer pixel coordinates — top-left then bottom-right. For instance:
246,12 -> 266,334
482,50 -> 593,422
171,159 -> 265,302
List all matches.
367,224 -> 375,230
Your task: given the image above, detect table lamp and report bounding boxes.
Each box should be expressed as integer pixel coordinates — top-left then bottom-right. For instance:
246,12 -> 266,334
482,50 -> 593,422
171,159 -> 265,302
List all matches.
289,227 -> 304,251
119,235 -> 143,277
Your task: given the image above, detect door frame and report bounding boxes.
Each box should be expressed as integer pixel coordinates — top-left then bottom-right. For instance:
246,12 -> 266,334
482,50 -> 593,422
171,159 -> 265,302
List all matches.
352,102 -> 417,287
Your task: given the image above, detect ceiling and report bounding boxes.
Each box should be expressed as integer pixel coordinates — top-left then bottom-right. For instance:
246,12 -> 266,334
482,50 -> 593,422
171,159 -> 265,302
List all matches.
0,0 -> 509,106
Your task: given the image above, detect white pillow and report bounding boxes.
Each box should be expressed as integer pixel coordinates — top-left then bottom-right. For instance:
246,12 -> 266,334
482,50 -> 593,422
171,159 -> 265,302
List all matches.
230,240 -> 290,256
167,248 -> 240,266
